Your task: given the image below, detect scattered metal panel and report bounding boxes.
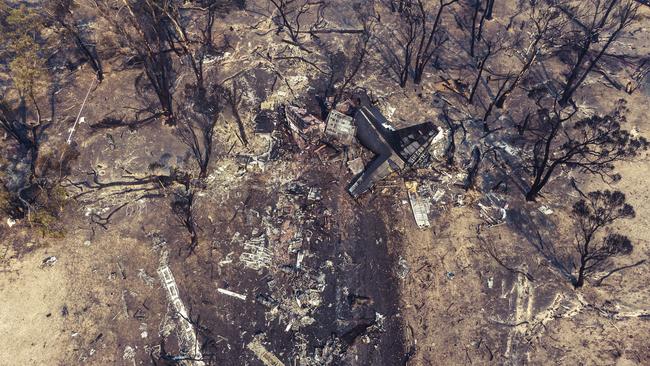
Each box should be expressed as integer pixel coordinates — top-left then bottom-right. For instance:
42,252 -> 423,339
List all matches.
247,339 -> 285,366
158,252 -> 205,366
285,105 -> 324,135
284,105 -> 325,149
478,193 -> 508,226
255,109 -> 276,134
347,157 -> 365,175
325,110 -> 356,145
405,181 -> 431,228
217,288 -> 247,301
240,236 -> 273,270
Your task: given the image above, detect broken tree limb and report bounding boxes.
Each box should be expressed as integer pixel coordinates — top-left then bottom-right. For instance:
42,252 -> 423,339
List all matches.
478,235 -> 535,281
595,259 -> 646,286
298,28 -> 364,34
462,146 -> 481,190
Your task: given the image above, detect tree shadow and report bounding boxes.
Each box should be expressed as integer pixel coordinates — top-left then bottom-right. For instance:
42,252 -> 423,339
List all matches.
507,206 -> 576,283
89,111 -> 162,131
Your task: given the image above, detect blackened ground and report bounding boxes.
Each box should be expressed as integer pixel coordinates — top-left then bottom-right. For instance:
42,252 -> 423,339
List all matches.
169,164 -> 405,365
336,197 -> 406,365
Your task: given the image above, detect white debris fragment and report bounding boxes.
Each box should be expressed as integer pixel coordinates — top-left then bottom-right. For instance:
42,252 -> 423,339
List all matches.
240,236 -> 272,270
396,256 -> 410,279
42,256 -> 57,267
487,277 -> 494,289
431,188 -> 445,202
538,206 -> 554,215
122,346 -> 135,361
139,323 -> 148,339
219,251 -> 234,266
247,338 -> 285,366
6,218 -> 16,227
296,250 -> 305,269
405,181 -> 431,228
307,187 -> 322,201
347,157 -> 365,175
137,269 -> 155,288
217,288 -> 247,301
478,193 -> 509,226
158,252 -> 205,365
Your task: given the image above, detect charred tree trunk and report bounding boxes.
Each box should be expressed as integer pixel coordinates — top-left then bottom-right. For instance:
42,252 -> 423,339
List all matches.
574,256 -> 587,288
485,0 -> 494,20
470,0 -> 481,57
224,82 -> 249,147
412,0 -> 457,84
462,146 -> 481,190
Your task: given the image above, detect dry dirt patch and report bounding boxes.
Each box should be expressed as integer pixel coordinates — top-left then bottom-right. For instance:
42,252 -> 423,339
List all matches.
0,247 -> 68,365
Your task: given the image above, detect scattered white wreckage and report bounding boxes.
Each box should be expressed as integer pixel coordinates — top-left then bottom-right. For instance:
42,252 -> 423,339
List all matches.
247,337 -> 285,366
158,251 -> 205,366
325,109 -> 356,145
240,235 -> 273,270
478,193 -> 509,226
405,181 -> 432,228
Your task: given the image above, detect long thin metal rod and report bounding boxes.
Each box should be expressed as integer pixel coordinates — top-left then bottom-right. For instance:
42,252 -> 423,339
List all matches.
67,78 -> 95,145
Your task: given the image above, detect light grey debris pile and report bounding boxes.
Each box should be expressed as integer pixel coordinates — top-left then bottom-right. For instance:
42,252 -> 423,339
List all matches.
158,251 -> 205,366
325,109 -> 356,145
478,193 -> 508,226
240,235 -> 273,270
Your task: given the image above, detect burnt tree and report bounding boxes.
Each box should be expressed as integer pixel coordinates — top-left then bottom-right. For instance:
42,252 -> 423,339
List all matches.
177,85 -> 222,179
171,183 -> 199,255
385,0 -> 411,13
557,0 -> 639,106
382,2 -> 418,87
316,28 -> 371,117
44,0 -> 104,81
494,3 -> 564,108
220,80 -> 248,146
382,0 -> 456,86
0,3 -> 54,194
412,0 -> 458,84
484,0 -> 494,20
468,37 -> 501,104
571,190 -> 635,288
155,0 -> 222,91
268,0 -> 320,46
97,0 -> 176,123
522,100 -> 647,201
468,0 -> 487,57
